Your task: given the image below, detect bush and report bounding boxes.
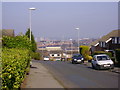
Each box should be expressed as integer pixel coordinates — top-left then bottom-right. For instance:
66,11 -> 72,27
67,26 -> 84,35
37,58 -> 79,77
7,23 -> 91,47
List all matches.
115,49 -> 120,64
1,35 -> 35,89
80,46 -> 93,60
111,57 -> 115,63
25,29 -> 37,52
2,35 -> 32,50
93,51 -> 112,58
32,52 -> 41,60
2,48 -> 31,89
92,51 -> 117,63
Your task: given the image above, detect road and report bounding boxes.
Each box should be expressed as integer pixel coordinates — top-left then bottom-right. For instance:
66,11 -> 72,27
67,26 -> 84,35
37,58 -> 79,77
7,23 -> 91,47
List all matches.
35,60 -> 119,88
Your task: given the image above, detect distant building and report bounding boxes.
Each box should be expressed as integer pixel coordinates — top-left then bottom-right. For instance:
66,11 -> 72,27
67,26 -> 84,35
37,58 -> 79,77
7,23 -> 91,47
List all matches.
90,30 -> 120,52
2,29 -> 14,37
37,45 -> 63,61
46,46 -> 62,51
49,50 -> 63,61
63,47 -> 78,59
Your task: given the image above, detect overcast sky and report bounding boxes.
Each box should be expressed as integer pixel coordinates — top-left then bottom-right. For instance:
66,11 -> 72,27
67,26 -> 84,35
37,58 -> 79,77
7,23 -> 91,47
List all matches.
2,2 -> 118,40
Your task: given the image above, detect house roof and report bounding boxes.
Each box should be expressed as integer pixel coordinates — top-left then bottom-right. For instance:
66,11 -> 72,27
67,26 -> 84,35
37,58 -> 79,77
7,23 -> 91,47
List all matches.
49,50 -> 63,54
46,46 -> 62,51
2,29 -> 14,37
90,30 -> 120,46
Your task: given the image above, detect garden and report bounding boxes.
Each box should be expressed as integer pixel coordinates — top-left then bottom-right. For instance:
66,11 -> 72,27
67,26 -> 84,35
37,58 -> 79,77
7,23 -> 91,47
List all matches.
1,29 -> 40,89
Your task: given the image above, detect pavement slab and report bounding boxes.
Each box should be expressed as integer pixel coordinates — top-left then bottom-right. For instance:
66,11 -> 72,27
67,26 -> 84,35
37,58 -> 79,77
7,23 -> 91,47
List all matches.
21,61 -> 64,88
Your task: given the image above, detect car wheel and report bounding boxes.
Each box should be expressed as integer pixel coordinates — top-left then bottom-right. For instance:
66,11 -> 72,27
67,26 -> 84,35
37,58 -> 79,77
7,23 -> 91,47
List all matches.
111,65 -> 114,69
95,65 -> 100,70
72,61 -> 73,64
72,61 -> 75,64
92,63 -> 95,69
82,60 -> 84,63
111,66 -> 114,69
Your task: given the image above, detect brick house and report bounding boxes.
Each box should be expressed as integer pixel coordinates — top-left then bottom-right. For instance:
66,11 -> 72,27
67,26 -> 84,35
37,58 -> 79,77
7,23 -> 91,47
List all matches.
90,30 -> 120,53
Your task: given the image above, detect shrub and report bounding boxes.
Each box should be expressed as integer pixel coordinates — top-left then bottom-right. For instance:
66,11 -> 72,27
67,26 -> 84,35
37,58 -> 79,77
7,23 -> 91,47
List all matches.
111,57 -> 115,63
2,35 -> 32,50
115,49 -> 120,64
80,45 -> 93,60
2,48 -> 31,89
2,35 -> 35,89
32,52 -> 41,60
93,51 -> 112,58
25,29 -> 37,52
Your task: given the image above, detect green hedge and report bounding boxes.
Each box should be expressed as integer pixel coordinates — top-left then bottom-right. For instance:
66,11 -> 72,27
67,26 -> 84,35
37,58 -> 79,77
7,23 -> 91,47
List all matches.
2,48 -> 31,89
30,51 -> 41,60
93,51 -> 112,58
25,29 -> 37,52
2,35 -> 32,50
115,49 -> 120,64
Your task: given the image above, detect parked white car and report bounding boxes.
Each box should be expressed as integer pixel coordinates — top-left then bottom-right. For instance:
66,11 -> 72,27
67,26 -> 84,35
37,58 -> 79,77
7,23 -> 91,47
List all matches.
44,56 -> 50,61
91,54 -> 114,70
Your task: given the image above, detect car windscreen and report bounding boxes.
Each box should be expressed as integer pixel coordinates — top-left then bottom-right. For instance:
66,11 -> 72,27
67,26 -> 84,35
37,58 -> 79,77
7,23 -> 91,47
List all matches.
97,56 -> 110,61
72,54 -> 82,58
45,56 -> 49,58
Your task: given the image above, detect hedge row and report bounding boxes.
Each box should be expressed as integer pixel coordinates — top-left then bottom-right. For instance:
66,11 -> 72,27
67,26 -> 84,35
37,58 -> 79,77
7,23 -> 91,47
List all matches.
2,35 -> 32,50
2,35 -> 40,60
92,51 -> 112,57
115,49 -> 120,64
2,48 -> 31,89
30,51 -> 41,60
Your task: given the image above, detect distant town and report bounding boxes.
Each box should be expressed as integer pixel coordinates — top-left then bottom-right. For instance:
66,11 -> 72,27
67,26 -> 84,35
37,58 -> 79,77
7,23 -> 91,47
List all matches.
36,37 -> 97,50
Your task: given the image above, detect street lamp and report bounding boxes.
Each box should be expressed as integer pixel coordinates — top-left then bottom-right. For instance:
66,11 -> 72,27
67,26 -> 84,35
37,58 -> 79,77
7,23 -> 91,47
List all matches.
75,27 -> 80,53
29,7 -> 36,41
70,39 -> 72,57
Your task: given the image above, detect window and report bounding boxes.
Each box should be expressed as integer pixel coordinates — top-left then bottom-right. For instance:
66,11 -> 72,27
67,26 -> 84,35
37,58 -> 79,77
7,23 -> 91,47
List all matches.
97,56 -> 110,61
99,42 -> 106,47
103,42 -> 106,47
112,37 -> 120,44
99,42 -> 102,47
115,37 -> 117,44
118,37 -> 120,44
112,37 -> 115,44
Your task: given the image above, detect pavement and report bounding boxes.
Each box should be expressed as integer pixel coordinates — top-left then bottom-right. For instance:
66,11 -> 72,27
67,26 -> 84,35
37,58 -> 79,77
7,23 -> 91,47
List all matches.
21,61 -> 64,88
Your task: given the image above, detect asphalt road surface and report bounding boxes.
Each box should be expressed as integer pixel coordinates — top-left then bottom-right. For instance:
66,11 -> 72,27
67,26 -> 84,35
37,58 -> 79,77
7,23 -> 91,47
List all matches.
35,60 -> 119,88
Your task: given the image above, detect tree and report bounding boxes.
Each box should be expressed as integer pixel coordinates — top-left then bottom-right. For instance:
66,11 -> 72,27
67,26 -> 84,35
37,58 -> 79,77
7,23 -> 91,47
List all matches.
25,28 -> 37,52
80,45 -> 93,61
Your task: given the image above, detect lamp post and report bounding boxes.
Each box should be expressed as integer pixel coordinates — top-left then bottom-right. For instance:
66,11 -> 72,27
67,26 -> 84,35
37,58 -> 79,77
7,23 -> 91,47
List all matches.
29,7 -> 36,41
75,27 -> 80,53
70,39 -> 72,57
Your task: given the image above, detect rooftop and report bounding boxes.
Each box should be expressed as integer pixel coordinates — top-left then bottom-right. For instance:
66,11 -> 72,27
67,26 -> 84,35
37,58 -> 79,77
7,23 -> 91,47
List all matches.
90,30 -> 120,46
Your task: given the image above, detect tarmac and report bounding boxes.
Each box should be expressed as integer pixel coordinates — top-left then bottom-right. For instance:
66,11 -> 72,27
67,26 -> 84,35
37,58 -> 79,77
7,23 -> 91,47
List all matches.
21,61 -> 64,88
21,60 -> 119,89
